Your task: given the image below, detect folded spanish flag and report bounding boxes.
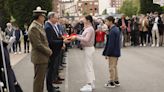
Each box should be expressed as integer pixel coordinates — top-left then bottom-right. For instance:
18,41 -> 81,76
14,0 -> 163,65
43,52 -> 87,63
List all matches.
63,33 -> 77,38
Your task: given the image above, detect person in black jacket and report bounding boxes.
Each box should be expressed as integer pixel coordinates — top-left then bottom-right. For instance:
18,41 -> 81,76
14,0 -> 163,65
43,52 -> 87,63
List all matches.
130,15 -> 139,46
13,26 -> 22,54
103,16 -> 121,88
147,12 -> 154,45
118,15 -> 128,47
23,25 -> 29,53
73,21 -> 84,49
44,12 -> 70,92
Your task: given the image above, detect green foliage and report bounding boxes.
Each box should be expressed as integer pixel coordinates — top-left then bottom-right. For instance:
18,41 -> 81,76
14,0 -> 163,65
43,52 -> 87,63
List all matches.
0,0 -> 10,30
102,9 -> 107,15
66,12 -> 70,16
161,6 -> 164,12
140,0 -> 153,14
83,12 -> 87,16
152,4 -> 162,13
8,0 -> 52,29
120,0 -> 138,17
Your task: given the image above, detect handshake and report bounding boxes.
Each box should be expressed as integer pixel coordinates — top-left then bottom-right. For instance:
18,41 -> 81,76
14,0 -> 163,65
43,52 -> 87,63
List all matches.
63,34 -> 77,44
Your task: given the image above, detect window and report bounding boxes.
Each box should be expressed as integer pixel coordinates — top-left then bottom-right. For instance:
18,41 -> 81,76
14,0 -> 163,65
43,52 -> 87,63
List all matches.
85,3 -> 87,5
78,3 -> 82,6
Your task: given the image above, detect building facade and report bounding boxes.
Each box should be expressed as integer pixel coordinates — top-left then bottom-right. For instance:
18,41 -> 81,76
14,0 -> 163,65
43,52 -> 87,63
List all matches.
52,0 -> 59,13
53,0 -> 75,16
153,0 -> 164,6
110,0 -> 124,10
77,0 -> 99,16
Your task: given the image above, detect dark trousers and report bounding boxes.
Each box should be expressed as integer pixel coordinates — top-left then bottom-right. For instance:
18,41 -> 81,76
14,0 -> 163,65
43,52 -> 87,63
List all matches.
24,40 -> 29,52
13,40 -> 21,52
131,30 -> 139,46
140,31 -> 148,45
59,50 -> 65,66
46,55 -> 60,92
148,27 -> 152,44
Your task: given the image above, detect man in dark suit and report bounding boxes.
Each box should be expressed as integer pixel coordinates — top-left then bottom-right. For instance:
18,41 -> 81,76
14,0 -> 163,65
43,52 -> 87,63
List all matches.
45,12 -> 70,92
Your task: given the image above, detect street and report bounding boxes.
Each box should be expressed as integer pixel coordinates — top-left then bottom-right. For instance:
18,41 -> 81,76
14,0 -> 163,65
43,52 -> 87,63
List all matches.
13,47 -> 164,92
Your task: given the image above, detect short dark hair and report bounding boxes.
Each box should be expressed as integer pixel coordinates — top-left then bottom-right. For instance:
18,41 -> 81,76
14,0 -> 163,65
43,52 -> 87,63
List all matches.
85,15 -> 93,23
106,16 -> 115,23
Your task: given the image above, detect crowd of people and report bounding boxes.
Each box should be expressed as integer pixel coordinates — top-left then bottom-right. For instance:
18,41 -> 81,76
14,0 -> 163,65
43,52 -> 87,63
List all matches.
2,12 -> 164,54
3,22 -> 30,54
116,12 -> 164,47
58,12 -> 164,49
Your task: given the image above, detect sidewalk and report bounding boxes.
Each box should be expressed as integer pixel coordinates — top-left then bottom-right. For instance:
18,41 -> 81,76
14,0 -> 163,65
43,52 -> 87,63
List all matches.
13,53 -> 66,92
13,48 -> 164,92
10,52 -> 28,66
10,40 -> 31,66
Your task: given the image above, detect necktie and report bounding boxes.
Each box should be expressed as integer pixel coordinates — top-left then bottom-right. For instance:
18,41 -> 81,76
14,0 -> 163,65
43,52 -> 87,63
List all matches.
53,26 -> 59,37
54,25 -> 62,37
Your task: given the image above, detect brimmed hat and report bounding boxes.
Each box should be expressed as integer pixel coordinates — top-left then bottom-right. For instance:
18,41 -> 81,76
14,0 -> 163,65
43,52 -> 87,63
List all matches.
33,6 -> 47,13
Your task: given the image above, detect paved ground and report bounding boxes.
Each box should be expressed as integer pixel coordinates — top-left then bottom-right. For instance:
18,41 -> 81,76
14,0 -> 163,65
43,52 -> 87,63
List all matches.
12,47 -> 164,92
10,53 -> 27,66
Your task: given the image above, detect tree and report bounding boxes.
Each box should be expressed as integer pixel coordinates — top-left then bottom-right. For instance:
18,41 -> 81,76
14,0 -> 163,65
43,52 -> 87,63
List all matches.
152,4 -> 162,13
83,12 -> 87,16
120,0 -> 138,17
66,12 -> 70,16
140,0 -> 153,14
8,0 -> 53,29
0,0 -> 10,30
161,6 -> 164,12
102,9 -> 107,15
132,0 -> 140,14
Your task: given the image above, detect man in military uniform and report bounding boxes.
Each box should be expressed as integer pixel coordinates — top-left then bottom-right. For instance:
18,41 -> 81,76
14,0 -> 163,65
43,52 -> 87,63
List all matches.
28,6 -> 52,92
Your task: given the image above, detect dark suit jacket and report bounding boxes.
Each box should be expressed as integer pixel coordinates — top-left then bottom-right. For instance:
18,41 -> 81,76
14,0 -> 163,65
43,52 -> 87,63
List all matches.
103,25 -> 121,57
130,18 -> 139,31
156,16 -> 163,34
44,22 -> 63,57
118,18 -> 128,30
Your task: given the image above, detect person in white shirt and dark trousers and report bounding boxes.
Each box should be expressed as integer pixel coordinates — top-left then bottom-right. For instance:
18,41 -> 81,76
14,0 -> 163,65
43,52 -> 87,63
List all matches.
151,12 -> 163,47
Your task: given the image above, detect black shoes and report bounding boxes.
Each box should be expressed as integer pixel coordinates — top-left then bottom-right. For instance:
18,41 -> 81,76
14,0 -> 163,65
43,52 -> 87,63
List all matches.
105,81 -> 120,88
114,81 -> 120,86
105,81 -> 116,88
